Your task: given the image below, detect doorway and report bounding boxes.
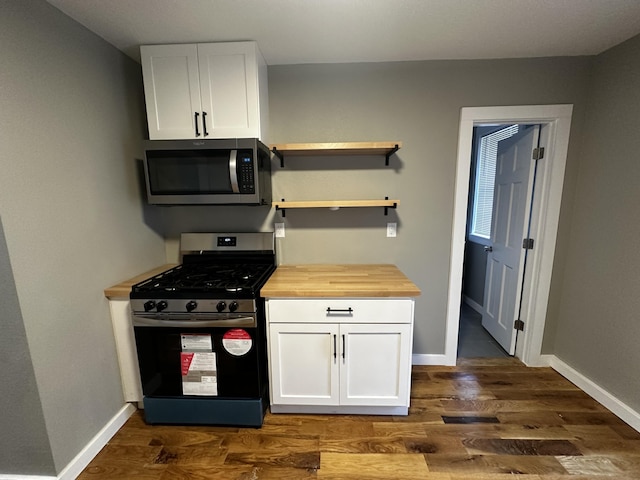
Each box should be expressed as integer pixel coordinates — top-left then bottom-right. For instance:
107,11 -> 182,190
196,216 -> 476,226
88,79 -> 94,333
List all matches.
445,105 -> 573,366
460,124 -> 541,358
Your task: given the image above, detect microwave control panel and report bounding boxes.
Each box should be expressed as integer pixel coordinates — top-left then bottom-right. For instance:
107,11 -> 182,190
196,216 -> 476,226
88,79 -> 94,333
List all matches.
238,151 -> 255,193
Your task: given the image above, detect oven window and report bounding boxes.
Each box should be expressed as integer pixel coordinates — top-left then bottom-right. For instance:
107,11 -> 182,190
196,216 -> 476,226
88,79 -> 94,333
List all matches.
134,326 -> 263,398
146,150 -> 233,195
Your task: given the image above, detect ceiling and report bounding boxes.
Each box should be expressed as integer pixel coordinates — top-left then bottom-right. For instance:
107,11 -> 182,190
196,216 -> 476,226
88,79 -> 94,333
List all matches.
46,0 -> 640,65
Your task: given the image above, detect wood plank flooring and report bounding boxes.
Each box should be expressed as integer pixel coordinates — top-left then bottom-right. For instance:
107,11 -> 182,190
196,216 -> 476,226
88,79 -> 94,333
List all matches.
79,358 -> 640,479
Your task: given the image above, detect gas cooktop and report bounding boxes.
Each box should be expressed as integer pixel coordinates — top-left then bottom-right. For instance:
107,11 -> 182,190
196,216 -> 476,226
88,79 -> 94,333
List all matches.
129,233 -> 277,314
130,262 -> 275,298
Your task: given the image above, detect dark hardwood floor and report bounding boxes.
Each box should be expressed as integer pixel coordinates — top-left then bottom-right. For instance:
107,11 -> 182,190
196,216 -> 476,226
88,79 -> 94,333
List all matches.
79,358 -> 640,479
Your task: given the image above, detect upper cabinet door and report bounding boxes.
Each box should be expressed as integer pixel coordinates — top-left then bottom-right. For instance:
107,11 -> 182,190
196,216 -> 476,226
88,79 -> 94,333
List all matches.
141,42 -> 268,141
197,42 -> 265,139
141,44 -> 202,140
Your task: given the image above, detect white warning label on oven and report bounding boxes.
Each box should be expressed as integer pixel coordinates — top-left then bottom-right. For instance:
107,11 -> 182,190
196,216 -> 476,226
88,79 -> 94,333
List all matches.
222,328 -> 253,356
181,352 -> 218,396
180,334 -> 213,351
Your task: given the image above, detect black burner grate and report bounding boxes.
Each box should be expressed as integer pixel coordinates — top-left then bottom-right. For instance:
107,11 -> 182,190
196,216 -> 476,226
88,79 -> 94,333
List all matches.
132,263 -> 274,295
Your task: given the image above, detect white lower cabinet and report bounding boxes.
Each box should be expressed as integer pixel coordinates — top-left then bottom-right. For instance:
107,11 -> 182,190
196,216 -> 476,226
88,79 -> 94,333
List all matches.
266,298 -> 414,415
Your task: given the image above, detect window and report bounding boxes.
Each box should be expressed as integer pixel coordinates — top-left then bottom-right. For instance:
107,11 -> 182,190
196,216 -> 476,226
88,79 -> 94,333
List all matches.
470,124 -> 519,240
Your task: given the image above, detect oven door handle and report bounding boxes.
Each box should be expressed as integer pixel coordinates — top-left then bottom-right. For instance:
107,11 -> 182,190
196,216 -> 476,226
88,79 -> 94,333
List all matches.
132,315 -> 256,328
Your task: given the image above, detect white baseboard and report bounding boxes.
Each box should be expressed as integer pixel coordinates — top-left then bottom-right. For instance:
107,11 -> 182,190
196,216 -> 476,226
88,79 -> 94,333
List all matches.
462,295 -> 483,315
0,403 -> 134,480
546,355 -> 640,433
57,403 -> 136,480
412,353 -> 453,366
0,474 -> 56,480
413,352 -> 640,434
9,355 -> 638,478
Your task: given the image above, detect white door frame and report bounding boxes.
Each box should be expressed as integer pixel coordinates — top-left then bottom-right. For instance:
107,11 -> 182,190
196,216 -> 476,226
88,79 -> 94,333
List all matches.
445,105 -> 573,366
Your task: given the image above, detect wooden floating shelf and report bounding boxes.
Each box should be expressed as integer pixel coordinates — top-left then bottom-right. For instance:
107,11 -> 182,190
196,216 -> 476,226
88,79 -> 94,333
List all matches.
273,199 -> 399,217
273,199 -> 399,209
270,141 -> 402,167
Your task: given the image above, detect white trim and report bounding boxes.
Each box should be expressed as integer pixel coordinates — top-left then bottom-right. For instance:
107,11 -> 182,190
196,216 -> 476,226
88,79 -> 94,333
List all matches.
56,404 -> 136,480
538,354 -> 554,366
462,295 -> 483,315
412,353 -> 452,366
0,404 -> 135,479
447,105 -> 573,367
270,405 -> 408,415
0,475 -> 56,480
547,355 -> 640,433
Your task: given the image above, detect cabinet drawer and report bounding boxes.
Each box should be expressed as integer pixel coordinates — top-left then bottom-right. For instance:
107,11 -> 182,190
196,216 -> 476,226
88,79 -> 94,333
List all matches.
266,299 -> 413,324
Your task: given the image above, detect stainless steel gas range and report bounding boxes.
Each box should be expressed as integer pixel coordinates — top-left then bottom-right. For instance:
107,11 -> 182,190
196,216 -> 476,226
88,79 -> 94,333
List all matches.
130,232 -> 276,427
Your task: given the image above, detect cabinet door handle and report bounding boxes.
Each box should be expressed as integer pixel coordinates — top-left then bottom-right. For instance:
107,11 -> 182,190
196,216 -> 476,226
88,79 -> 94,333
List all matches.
333,334 -> 337,361
326,307 -> 353,315
342,334 -> 346,361
202,111 -> 209,137
194,112 -> 201,137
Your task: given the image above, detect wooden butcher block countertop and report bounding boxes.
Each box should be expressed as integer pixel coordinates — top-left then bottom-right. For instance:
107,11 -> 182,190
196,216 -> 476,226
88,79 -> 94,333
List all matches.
104,264 -> 177,298
261,264 -> 421,298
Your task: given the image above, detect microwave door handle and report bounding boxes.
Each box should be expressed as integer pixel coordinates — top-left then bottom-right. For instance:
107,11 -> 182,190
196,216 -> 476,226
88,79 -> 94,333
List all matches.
229,149 -> 240,193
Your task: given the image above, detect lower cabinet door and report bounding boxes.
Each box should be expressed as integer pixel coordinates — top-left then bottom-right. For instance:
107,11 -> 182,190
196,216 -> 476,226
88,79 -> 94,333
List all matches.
269,323 -> 340,405
269,322 -> 412,408
339,323 -> 412,406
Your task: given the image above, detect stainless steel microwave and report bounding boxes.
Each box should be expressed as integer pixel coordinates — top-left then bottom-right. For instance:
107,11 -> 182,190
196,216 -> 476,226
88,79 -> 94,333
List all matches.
142,138 -> 272,205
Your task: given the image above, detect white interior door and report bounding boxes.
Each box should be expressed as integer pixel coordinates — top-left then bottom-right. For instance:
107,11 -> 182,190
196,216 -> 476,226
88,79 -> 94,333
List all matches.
482,125 -> 540,354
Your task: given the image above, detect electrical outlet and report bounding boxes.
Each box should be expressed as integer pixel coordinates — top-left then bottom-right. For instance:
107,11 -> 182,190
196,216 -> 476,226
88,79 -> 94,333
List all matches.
275,223 -> 285,238
386,222 -> 397,238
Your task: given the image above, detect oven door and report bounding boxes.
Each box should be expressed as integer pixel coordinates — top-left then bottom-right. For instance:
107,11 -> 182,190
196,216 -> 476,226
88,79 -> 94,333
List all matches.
132,313 -> 264,399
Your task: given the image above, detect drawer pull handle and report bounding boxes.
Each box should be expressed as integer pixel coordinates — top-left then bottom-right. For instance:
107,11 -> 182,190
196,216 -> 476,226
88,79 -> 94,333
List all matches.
326,307 -> 353,314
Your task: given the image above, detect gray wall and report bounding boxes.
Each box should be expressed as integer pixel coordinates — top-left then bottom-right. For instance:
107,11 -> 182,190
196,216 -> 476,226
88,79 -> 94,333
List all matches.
0,0 -> 165,474
462,241 -> 487,306
160,58 -> 591,356
264,59 -> 591,355
545,34 -> 640,411
0,219 -> 55,474
161,57 -> 592,354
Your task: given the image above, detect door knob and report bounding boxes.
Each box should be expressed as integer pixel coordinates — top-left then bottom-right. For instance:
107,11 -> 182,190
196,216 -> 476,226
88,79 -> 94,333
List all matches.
484,245 -> 493,252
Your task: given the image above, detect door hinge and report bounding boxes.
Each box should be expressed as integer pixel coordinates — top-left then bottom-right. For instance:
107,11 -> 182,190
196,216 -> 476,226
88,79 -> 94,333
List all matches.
522,238 -> 534,249
514,319 -> 525,331
532,147 -> 545,160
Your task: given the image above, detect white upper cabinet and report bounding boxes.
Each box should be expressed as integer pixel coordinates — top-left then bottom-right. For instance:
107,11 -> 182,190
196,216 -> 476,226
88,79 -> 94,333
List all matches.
141,42 -> 268,140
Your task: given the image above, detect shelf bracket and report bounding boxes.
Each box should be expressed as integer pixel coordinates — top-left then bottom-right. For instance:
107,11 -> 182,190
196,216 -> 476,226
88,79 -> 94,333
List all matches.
276,198 -> 286,217
385,144 -> 399,166
384,196 -> 398,216
272,147 -> 285,168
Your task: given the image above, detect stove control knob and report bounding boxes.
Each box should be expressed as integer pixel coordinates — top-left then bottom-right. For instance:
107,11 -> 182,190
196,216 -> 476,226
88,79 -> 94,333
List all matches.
186,301 -> 198,312
216,301 -> 227,312
156,300 -> 168,312
143,300 -> 156,312
228,301 -> 239,313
